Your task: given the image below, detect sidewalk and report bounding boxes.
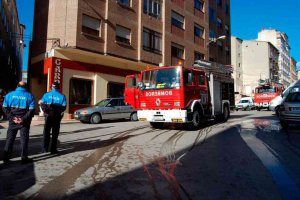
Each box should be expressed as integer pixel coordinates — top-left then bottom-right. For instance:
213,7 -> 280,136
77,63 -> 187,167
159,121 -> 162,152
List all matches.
0,115 -> 78,129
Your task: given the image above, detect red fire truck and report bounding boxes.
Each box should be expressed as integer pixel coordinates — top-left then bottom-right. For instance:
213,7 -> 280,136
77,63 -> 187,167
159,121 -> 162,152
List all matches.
254,81 -> 284,111
124,60 -> 234,129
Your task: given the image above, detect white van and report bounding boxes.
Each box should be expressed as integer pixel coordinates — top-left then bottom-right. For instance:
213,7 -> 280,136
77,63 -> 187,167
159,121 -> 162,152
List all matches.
235,97 -> 255,111
269,80 -> 300,115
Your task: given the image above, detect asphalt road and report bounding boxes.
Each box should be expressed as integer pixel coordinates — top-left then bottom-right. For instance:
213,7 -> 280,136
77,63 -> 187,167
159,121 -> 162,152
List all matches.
0,110 -> 300,200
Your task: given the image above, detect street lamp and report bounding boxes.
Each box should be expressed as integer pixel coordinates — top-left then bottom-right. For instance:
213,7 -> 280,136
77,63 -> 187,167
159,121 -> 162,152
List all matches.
206,35 -> 226,46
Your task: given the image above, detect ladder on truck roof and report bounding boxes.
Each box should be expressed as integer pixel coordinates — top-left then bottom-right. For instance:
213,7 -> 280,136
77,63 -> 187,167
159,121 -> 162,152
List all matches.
193,59 -> 233,83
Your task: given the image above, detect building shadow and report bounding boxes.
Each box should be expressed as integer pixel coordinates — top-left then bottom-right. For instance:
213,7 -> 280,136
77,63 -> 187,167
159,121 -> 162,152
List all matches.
31,126 -> 282,200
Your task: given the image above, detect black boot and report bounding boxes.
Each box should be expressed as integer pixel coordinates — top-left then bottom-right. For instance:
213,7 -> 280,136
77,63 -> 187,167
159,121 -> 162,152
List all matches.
3,151 -> 10,164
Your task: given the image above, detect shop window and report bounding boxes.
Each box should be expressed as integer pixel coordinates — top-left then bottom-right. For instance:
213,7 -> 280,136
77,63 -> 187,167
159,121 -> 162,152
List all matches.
82,14 -> 101,37
143,27 -> 162,54
108,82 -> 125,98
116,25 -> 131,44
70,78 -> 92,105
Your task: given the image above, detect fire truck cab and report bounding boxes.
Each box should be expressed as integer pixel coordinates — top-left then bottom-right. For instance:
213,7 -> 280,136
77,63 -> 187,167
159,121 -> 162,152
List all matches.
125,60 -> 234,129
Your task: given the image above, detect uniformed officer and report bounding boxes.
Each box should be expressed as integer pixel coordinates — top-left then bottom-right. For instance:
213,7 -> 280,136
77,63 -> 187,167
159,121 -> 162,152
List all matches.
2,81 -> 35,164
40,82 -> 67,154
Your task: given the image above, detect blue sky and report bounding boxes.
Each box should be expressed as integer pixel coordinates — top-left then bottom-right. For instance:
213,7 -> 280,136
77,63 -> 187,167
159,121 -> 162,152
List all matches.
17,0 -> 299,70
231,0 -> 300,68
16,0 -> 34,71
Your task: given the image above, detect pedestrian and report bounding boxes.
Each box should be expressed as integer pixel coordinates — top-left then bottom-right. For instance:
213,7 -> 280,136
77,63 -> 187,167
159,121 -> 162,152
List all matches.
39,82 -> 67,154
2,81 -> 35,164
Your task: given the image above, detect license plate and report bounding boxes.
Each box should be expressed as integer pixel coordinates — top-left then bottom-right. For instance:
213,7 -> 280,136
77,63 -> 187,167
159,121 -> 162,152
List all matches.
74,114 -> 79,118
154,116 -> 164,121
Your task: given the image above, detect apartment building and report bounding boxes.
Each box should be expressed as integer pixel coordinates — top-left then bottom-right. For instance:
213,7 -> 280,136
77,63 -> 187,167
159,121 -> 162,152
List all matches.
241,40 -> 279,97
290,57 -> 297,83
30,0 -> 211,116
257,29 -> 291,87
0,0 -> 25,91
208,0 -> 231,65
231,36 -> 243,103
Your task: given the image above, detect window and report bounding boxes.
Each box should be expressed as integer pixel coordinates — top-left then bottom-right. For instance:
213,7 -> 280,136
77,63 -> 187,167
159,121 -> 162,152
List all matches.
209,7 -> 216,22
108,82 -> 124,98
117,0 -> 130,6
217,40 -> 223,51
194,23 -> 204,38
82,15 -> 100,37
198,74 -> 205,85
143,0 -> 161,18
216,0 -> 222,7
116,25 -> 131,44
171,11 -> 184,29
217,18 -> 222,29
143,27 -> 162,53
225,46 -> 230,55
70,78 -> 92,105
171,43 -> 184,59
225,25 -> 229,35
184,70 -> 193,85
225,4 -> 229,14
209,30 -> 216,38
194,0 -> 204,11
195,51 -> 204,60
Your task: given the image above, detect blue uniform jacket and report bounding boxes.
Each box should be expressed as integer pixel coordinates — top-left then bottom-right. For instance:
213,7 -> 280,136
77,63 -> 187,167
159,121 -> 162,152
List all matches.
3,87 -> 35,123
40,89 -> 67,116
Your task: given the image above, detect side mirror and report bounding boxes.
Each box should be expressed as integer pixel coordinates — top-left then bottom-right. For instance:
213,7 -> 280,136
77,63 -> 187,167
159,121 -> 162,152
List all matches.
138,82 -> 145,90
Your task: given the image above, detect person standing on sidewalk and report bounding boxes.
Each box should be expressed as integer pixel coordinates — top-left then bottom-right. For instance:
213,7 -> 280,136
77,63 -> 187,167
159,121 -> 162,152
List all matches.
39,82 -> 67,154
2,81 -> 35,164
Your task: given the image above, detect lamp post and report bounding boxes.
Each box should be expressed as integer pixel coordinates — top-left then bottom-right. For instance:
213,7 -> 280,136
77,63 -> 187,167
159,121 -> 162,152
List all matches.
207,35 -> 226,63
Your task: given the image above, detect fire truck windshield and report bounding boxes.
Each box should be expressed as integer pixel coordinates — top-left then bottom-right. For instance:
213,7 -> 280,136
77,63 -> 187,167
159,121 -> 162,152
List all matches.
142,67 -> 181,89
255,86 -> 276,93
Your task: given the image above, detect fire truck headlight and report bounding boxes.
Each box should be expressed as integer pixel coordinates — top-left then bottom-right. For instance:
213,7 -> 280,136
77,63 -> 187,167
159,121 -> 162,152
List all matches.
174,101 -> 181,106
141,102 -> 146,107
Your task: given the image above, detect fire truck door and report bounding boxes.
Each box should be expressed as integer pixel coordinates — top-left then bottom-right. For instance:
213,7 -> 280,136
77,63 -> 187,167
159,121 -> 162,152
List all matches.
195,72 -> 208,105
124,74 -> 140,108
184,69 -> 196,105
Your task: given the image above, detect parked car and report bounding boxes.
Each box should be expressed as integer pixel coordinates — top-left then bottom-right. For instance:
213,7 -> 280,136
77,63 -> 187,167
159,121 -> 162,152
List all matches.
235,97 -> 255,111
270,80 -> 300,116
74,98 -> 138,124
279,91 -> 300,128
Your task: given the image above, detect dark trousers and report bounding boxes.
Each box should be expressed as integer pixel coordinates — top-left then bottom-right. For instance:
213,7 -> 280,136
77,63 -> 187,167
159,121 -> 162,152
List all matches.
43,115 -> 62,152
4,121 -> 31,158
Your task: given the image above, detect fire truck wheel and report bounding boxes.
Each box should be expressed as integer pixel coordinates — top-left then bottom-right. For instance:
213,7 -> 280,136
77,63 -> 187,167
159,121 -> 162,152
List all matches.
130,112 -> 138,121
150,122 -> 164,129
222,106 -> 230,122
190,110 -> 201,129
90,113 -> 102,124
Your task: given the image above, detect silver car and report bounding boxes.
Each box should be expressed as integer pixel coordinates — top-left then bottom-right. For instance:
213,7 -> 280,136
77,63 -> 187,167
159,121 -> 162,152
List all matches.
74,98 -> 138,124
279,91 -> 300,128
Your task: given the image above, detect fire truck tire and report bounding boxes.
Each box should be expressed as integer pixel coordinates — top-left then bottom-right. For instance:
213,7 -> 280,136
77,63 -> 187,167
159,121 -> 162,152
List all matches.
90,113 -> 102,124
189,110 -> 202,130
130,112 -> 138,121
222,105 -> 230,122
150,122 -> 164,129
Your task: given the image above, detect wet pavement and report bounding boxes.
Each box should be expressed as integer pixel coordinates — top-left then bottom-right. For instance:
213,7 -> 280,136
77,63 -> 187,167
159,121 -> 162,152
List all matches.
0,111 -> 300,199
